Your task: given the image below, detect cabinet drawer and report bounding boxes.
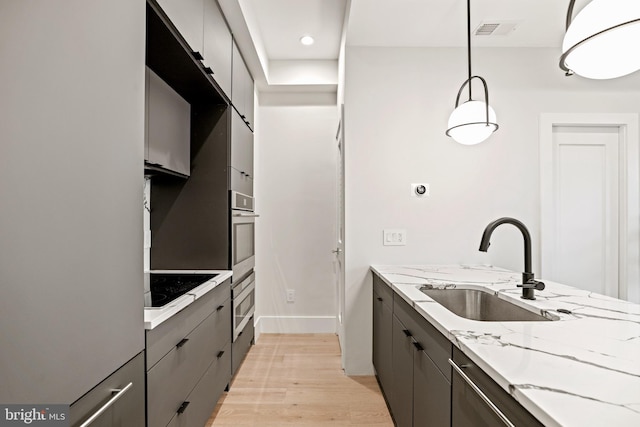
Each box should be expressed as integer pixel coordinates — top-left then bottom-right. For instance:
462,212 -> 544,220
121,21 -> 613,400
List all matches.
394,294 -> 451,381
232,315 -> 254,375
451,347 -> 544,427
147,279 -> 231,368
373,273 -> 393,309
166,341 -> 231,427
70,352 -> 145,427
147,302 -> 230,427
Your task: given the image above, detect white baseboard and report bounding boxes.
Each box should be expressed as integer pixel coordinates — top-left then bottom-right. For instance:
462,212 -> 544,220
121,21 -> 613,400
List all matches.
255,315 -> 336,335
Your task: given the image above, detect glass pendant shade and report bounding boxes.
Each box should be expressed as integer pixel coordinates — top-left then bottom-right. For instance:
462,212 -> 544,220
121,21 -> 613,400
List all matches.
561,0 -> 640,79
447,100 -> 498,145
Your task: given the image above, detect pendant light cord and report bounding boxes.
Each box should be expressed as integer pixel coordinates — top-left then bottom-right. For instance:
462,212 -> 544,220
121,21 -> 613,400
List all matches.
467,0 -> 472,101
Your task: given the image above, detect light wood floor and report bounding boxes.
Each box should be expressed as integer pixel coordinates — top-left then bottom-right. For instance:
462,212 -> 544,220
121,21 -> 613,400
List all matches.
206,334 -> 393,426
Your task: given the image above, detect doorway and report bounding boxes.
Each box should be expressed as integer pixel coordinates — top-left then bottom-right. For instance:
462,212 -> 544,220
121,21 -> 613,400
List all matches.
335,104 -> 346,368
540,114 -> 640,301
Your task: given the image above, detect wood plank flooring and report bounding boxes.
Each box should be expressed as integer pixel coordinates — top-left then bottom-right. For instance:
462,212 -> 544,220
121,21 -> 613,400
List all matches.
206,333 -> 393,426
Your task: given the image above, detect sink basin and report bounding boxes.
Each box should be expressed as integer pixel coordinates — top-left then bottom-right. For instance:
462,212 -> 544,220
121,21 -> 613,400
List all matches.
420,287 -> 550,322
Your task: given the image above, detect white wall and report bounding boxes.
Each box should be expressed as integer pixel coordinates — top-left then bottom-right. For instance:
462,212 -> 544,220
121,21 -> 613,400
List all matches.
255,101 -> 339,334
342,46 -> 640,374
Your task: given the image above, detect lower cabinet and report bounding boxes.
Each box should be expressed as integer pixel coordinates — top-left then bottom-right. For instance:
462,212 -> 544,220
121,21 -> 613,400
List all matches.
372,274 -> 393,399
451,348 -> 544,427
70,352 -> 146,427
372,273 -> 542,427
232,315 -> 255,375
146,280 -> 232,427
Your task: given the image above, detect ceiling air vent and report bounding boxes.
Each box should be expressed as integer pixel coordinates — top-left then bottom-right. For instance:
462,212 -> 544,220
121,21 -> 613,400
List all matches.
474,21 -> 520,36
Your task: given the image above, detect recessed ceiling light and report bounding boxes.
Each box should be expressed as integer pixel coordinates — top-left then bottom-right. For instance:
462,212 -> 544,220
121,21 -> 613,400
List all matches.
300,35 -> 314,46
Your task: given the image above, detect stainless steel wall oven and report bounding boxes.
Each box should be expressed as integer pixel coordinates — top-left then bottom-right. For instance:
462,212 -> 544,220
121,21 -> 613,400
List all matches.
232,271 -> 255,341
231,191 -> 256,280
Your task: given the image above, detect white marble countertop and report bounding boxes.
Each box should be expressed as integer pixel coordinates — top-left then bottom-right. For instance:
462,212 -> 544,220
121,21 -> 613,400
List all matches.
144,270 -> 232,330
371,264 -> 640,427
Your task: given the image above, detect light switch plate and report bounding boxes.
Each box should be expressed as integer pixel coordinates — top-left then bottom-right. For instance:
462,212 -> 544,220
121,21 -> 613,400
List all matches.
383,229 -> 407,246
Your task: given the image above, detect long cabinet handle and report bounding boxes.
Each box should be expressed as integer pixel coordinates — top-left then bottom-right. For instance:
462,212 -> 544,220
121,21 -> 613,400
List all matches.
448,359 -> 515,427
79,382 -> 133,427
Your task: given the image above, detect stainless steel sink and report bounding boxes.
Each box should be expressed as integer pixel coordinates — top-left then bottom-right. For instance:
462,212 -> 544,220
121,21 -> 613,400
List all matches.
420,287 -> 551,322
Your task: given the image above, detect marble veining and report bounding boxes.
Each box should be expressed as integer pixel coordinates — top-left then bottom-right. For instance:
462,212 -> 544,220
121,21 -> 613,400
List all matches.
371,264 -> 640,427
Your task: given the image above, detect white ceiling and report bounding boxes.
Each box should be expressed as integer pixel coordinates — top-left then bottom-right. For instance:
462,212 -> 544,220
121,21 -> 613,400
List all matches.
223,0 -> 589,92
246,0 -> 347,60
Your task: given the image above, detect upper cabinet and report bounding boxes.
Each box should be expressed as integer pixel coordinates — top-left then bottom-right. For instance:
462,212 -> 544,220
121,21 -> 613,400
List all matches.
203,0 -> 232,98
157,0 -> 204,55
232,41 -> 255,130
156,0 -> 232,100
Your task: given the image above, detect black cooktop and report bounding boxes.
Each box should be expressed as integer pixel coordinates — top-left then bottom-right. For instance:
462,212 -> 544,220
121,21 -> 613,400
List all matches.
149,273 -> 217,308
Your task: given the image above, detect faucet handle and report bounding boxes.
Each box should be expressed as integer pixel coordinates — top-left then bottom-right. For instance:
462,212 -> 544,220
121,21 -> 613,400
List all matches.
518,279 -> 545,291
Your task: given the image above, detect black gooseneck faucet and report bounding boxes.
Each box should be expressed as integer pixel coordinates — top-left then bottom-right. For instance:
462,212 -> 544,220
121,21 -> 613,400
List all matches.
479,217 -> 545,300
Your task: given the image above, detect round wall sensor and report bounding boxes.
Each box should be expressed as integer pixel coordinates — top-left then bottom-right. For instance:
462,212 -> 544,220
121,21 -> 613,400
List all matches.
411,183 -> 430,198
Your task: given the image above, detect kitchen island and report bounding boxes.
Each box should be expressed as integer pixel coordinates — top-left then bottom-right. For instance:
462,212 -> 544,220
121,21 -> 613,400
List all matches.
371,264 -> 640,426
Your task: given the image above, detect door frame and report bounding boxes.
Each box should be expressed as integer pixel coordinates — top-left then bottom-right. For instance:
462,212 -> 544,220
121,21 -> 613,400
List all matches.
539,113 -> 640,300
335,104 -> 346,368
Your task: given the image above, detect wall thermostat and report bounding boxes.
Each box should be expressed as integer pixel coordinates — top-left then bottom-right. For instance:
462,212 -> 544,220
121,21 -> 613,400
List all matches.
411,183 -> 430,198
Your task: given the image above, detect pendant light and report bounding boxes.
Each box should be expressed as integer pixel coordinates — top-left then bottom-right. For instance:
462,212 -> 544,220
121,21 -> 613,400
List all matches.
560,0 -> 640,79
446,0 -> 498,145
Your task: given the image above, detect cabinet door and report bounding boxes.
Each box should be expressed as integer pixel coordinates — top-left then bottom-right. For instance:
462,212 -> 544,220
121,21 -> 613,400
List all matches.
230,110 -> 254,189
231,42 -> 244,113
157,0 -> 204,55
243,64 -> 254,129
391,314 -> 414,427
372,289 -> 393,399
203,0 -> 232,98
147,67 -> 191,176
413,349 -> 450,427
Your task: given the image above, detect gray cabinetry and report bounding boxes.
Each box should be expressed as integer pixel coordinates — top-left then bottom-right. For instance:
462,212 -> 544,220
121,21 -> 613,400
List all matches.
372,275 -> 393,400
156,0 -> 204,56
393,294 -> 451,427
451,347 -> 544,427
146,67 -> 191,177
0,0 -> 144,407
70,352 -> 146,427
372,273 -> 544,427
231,42 -> 255,130
230,110 -> 254,196
203,0 -> 232,98
232,315 -> 255,375
146,280 -> 231,427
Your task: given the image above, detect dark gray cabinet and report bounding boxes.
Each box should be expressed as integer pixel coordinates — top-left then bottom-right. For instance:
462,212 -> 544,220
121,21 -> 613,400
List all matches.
393,293 -> 451,427
232,315 -> 255,375
372,272 -> 544,427
372,275 -> 393,399
230,110 -> 254,196
451,348 -> 544,427
231,41 -> 255,130
391,314 -> 415,427
70,352 -> 146,427
146,280 -> 231,427
203,0 -> 232,98
146,67 -> 191,177
156,0 -> 204,56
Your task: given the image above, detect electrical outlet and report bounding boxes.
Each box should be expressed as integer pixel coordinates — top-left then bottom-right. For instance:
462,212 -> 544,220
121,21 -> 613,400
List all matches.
383,229 -> 407,246
286,289 -> 295,303
411,183 -> 430,198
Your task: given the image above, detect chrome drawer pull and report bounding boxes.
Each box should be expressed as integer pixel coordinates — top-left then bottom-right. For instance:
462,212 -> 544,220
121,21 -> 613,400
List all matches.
449,359 -> 515,427
79,382 -> 133,427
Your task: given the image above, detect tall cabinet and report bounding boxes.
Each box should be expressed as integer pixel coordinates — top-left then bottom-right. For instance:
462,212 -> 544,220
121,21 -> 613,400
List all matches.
0,0 -> 146,423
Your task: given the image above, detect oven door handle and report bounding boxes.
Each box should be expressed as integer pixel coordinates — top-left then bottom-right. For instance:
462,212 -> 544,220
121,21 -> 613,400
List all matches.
232,213 -> 260,218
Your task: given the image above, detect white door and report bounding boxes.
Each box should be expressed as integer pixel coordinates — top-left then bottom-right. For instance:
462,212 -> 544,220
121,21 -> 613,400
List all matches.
335,105 -> 346,364
547,126 -> 620,297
